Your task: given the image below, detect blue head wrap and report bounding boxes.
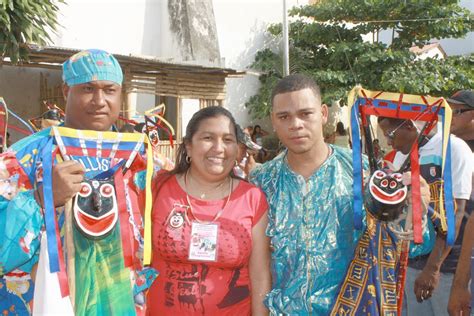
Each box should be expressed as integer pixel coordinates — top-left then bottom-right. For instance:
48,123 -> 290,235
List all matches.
62,49 -> 123,86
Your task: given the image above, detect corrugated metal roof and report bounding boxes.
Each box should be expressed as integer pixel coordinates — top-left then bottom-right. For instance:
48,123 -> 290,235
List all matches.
21,45 -> 245,76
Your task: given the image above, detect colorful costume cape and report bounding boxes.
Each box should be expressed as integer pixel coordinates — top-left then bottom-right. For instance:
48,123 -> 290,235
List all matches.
348,87 -> 454,244
330,87 -> 454,315
1,125 -> 172,315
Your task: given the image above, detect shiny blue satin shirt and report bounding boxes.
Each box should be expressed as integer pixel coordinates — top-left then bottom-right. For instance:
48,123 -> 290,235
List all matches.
250,145 -> 365,315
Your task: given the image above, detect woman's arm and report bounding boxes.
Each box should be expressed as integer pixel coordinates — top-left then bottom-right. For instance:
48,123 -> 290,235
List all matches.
249,211 -> 271,316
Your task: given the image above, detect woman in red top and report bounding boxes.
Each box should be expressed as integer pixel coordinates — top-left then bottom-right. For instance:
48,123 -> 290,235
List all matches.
148,106 -> 271,315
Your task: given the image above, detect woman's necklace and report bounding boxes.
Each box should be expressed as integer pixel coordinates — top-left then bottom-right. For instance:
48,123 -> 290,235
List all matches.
187,172 -> 228,199
184,170 -> 233,223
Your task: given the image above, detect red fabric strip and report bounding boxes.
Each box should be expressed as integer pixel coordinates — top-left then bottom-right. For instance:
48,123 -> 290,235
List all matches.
397,240 -> 410,315
115,170 -> 133,268
411,143 -> 423,244
63,146 -> 135,159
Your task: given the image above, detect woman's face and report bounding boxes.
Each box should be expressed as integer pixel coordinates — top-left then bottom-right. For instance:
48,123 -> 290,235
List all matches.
185,115 -> 239,182
255,126 -> 261,133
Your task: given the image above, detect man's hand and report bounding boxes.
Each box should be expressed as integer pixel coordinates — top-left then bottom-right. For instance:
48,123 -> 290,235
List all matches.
36,161 -> 85,207
414,265 -> 440,302
448,284 -> 471,316
52,161 -> 85,207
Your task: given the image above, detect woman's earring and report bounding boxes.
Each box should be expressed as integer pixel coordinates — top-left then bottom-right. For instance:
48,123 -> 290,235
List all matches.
185,155 -> 191,163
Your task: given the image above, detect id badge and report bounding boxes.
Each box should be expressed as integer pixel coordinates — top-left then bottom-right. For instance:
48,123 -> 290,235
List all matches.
188,222 -> 219,262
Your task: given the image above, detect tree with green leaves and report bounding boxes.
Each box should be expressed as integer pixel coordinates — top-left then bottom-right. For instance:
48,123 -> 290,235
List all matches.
0,0 -> 64,64
246,0 -> 474,118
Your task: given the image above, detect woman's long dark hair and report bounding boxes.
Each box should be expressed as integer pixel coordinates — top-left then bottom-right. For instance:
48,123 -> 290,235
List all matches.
154,106 -> 240,195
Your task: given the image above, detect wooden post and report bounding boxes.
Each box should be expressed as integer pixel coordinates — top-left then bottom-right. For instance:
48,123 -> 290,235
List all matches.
122,66 -> 136,120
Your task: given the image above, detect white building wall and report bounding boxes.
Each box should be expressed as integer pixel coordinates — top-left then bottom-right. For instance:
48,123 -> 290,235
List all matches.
213,0 -> 308,130
52,0 -> 149,55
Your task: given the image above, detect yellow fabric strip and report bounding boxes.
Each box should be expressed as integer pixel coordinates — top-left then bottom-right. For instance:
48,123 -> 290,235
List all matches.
347,86 -> 362,133
143,140 -> 154,265
438,99 -> 452,232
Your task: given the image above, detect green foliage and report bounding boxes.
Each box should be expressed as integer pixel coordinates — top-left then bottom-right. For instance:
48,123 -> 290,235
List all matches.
246,0 -> 474,118
0,0 -> 64,64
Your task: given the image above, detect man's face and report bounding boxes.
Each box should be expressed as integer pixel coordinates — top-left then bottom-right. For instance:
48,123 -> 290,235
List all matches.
449,103 -> 474,136
63,81 -> 121,131
378,119 -> 417,155
271,88 -> 328,155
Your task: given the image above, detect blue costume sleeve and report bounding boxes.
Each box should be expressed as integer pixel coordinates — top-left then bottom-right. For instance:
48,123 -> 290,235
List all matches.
0,190 -> 42,274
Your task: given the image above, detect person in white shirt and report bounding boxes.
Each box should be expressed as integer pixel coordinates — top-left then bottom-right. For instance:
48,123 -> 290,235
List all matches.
378,117 -> 472,316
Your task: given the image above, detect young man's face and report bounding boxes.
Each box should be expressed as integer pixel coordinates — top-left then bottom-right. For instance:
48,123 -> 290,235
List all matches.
271,88 -> 328,156
378,119 -> 417,155
449,103 -> 474,136
63,80 -> 121,131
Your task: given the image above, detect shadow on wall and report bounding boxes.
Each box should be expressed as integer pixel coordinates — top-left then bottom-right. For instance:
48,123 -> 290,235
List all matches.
142,0 -> 221,65
225,20 -> 279,131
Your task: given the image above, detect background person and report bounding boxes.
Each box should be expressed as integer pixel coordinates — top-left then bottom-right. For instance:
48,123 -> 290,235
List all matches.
149,106 -> 271,315
234,125 -> 261,179
447,90 -> 474,151
446,89 -> 474,316
447,212 -> 474,316
333,121 -> 350,148
251,124 -> 269,162
378,116 -> 472,316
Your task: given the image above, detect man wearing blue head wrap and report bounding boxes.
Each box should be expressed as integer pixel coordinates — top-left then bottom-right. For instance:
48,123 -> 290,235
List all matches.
0,49 -> 162,315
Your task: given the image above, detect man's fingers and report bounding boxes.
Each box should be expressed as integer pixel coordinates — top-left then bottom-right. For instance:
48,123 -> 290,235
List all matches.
414,287 -> 423,302
55,160 -> 85,174
70,182 -> 83,194
68,174 -> 85,185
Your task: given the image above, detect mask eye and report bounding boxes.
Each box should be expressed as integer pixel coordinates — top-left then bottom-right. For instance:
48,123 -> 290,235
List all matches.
392,173 -> 402,181
100,184 -> 114,197
375,171 -> 385,179
150,130 -> 158,140
148,130 -> 159,146
78,183 -> 92,197
389,181 -> 397,189
380,179 -> 389,188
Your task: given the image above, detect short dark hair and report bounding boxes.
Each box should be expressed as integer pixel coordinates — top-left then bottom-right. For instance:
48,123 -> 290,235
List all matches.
271,74 -> 321,107
173,106 -> 238,175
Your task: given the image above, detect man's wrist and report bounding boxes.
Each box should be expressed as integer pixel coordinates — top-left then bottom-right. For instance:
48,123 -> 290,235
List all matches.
424,262 -> 441,273
452,269 -> 471,289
